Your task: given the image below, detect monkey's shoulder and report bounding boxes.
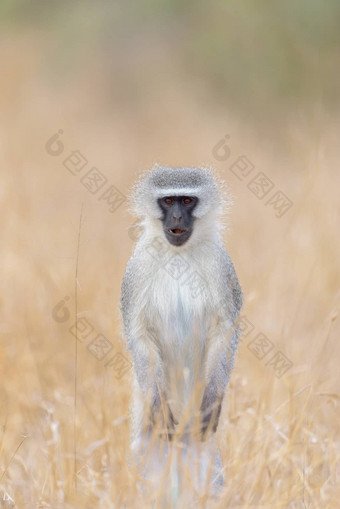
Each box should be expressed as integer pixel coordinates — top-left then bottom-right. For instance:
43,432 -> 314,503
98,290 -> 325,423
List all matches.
216,245 -> 243,318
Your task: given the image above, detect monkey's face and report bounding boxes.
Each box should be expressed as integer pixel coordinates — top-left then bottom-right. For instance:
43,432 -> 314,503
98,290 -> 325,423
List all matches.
157,196 -> 198,246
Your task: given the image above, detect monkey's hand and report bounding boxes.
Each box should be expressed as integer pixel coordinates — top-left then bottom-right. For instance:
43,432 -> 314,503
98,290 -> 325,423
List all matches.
200,377 -> 224,439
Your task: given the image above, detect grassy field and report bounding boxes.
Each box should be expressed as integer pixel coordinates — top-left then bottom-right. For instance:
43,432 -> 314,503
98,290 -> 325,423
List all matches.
1,19 -> 340,508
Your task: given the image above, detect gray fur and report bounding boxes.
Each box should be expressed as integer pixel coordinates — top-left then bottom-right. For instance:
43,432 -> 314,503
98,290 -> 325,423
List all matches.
120,165 -> 242,489
130,164 -> 225,219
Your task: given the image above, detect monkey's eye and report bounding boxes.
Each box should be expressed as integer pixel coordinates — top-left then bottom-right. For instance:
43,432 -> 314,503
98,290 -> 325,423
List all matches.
183,198 -> 192,205
164,198 -> 173,205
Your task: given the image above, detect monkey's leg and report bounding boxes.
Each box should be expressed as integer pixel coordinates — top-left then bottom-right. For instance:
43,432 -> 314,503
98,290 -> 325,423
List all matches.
130,380 -> 177,501
174,430 -> 223,499
128,338 -> 174,485
196,365 -> 227,493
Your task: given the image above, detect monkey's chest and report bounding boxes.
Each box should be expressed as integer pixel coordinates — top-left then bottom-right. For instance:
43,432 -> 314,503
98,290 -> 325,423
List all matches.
145,273 -> 216,419
147,274 -> 210,361
146,273 -> 210,345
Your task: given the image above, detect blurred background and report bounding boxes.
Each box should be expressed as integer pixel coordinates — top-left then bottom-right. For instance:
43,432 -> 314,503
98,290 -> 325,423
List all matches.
1,1 -> 340,507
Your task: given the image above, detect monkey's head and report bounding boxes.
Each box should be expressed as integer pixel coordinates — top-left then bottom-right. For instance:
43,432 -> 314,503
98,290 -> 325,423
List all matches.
131,165 -> 227,247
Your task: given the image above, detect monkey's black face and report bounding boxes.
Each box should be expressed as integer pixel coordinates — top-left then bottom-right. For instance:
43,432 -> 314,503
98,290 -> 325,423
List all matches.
157,196 -> 198,246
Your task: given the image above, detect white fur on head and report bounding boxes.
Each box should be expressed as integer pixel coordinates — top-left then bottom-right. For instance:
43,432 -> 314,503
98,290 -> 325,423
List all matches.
131,165 -> 227,220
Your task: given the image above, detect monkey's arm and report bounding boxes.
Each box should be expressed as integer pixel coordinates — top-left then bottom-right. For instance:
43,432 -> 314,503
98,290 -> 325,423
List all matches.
120,255 -> 171,439
200,246 -> 243,436
120,252 -> 162,387
221,247 -> 243,324
200,330 -> 238,437
204,245 -> 242,377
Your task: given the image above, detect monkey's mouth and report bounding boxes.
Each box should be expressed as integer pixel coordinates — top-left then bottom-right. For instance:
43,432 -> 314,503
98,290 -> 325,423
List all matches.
166,227 -> 192,246
169,228 -> 186,235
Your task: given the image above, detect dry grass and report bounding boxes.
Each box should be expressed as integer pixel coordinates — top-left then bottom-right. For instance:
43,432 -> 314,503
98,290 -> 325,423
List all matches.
1,31 -> 340,508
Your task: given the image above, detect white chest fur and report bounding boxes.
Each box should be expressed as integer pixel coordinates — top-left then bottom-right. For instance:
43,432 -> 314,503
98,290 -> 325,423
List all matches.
140,244 -> 219,419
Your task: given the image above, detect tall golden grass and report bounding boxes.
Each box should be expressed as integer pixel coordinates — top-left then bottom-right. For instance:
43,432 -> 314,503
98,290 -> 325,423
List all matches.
0,31 -> 339,508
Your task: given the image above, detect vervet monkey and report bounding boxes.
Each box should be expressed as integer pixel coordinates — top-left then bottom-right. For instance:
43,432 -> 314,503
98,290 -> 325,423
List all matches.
120,165 -> 242,495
